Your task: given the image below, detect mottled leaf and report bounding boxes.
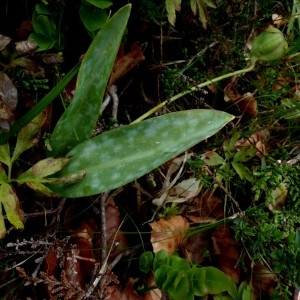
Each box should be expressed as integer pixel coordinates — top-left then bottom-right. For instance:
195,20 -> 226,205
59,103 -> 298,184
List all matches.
49,110 -> 234,197
49,4 -> 131,157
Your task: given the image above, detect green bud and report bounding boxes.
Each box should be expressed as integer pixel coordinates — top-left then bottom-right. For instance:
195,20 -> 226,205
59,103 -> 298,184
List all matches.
251,27 -> 288,63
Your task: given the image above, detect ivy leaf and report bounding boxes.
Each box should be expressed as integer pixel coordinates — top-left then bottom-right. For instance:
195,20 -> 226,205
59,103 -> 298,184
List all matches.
48,110 -> 234,198
165,0 -> 182,26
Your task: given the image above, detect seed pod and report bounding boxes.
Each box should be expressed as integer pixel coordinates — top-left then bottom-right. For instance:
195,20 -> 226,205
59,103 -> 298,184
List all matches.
251,27 -> 288,63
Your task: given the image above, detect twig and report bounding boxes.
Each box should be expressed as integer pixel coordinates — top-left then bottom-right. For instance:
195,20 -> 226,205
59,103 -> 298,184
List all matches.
204,167 -> 242,213
100,192 -> 109,264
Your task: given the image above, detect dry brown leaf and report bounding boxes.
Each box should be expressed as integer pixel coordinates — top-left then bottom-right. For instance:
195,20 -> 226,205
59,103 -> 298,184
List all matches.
186,190 -> 224,222
183,191 -> 223,264
152,153 -> 192,207
224,76 -> 257,117
212,225 -> 241,283
252,263 -> 277,296
105,197 -> 127,258
108,42 -> 145,87
235,130 -> 269,157
150,215 -> 189,255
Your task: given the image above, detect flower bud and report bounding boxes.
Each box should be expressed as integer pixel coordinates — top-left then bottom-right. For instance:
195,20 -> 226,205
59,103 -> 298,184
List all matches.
251,27 -> 288,63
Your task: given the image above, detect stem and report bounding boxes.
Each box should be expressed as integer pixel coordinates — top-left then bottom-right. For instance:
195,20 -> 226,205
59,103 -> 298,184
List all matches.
132,63 -> 256,124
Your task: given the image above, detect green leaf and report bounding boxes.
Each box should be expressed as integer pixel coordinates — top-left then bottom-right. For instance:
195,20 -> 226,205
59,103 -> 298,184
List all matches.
193,267 -> 231,295
227,279 -> 238,300
139,251 -> 154,274
0,204 -> 5,238
0,183 -> 24,232
170,255 -> 190,270
0,143 -> 10,166
233,147 -> 256,163
204,152 -> 225,166
80,3 -> 108,32
154,264 -> 172,288
203,0 -> 217,8
29,33 -> 56,51
25,181 -> 58,197
49,4 -> 131,157
17,157 -> 69,182
165,0 -> 181,26
11,111 -> 47,163
295,230 -> 300,249
48,110 -> 234,197
85,0 -> 112,9
31,12 -> 56,36
154,249 -> 170,270
35,3 -> 52,15
232,162 -> 254,182
162,269 -> 180,291
0,63 -> 80,145
241,284 -> 254,300
168,271 -> 190,299
237,281 -> 248,299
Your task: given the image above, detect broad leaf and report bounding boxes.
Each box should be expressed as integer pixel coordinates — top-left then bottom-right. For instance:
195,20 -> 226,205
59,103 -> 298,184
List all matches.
17,157 -> 69,182
0,183 -> 24,236
11,111 -> 47,163
85,0 -> 112,9
232,162 -> 254,182
0,143 -> 10,166
80,4 -> 108,32
49,109 -> 234,197
165,0 -> 181,26
49,4 -> 131,157
194,266 -> 231,295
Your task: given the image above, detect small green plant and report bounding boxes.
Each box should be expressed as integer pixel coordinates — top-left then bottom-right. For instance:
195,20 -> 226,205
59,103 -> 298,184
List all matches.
29,2 -> 64,51
79,0 -> 112,36
165,0 -> 216,28
0,4 -> 290,236
139,249 -> 255,300
0,5 -> 233,235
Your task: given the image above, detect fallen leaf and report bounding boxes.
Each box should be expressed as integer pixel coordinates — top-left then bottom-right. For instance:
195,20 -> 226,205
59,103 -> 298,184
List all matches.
212,225 -> 241,283
235,130 -> 269,157
0,72 -> 18,131
108,42 -> 145,87
150,215 -> 189,255
224,76 -> 257,117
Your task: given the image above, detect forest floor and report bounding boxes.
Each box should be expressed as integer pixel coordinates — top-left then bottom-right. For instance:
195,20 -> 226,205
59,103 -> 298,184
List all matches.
0,0 -> 300,299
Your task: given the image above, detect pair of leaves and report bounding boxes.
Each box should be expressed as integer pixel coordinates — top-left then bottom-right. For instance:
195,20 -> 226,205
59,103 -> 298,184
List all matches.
80,0 -> 112,33
166,0 -> 216,28
140,249 -> 254,300
204,132 -> 256,183
29,3 -> 60,51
